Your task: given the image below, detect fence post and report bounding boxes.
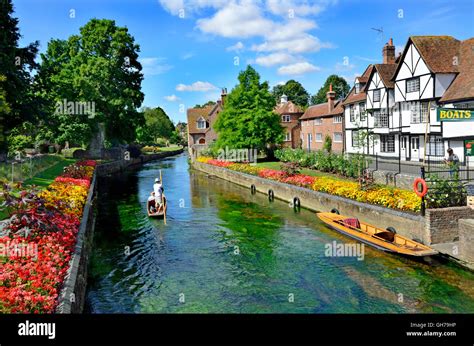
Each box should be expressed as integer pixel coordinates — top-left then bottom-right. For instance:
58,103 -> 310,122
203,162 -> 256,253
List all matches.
375,153 -> 378,171
421,166 -> 426,216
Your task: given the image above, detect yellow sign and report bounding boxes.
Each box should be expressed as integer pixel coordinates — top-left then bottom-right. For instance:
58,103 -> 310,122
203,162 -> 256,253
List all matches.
437,108 -> 473,121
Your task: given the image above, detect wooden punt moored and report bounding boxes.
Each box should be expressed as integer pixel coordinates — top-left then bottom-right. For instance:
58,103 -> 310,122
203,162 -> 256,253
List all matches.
317,211 -> 437,257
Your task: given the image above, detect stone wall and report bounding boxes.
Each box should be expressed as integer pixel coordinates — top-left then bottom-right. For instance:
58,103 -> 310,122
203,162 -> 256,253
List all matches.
193,162 -> 426,242
459,219 -> 474,263
56,149 -> 183,313
56,173 -> 97,313
96,149 -> 183,177
425,206 -> 474,245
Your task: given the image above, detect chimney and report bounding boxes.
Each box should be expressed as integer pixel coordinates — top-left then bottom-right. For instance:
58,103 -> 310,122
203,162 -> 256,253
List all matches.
327,84 -> 336,113
221,88 -> 227,106
280,94 -> 288,104
382,38 -> 395,64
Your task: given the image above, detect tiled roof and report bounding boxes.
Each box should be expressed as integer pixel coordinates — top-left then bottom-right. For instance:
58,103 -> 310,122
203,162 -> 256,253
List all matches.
187,105 -> 214,134
411,36 -> 461,73
274,100 -> 304,114
439,38 -> 474,103
343,65 -> 374,105
300,100 -> 343,120
374,64 -> 397,88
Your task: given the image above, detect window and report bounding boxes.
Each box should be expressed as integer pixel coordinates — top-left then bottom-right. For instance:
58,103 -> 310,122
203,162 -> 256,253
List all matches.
333,115 -> 343,123
374,111 -> 389,127
315,133 -> 322,142
333,132 -> 343,143
355,83 -> 360,94
282,115 -> 291,122
351,131 -> 359,148
197,118 -> 206,129
314,118 -> 322,125
426,135 -> 444,156
407,77 -> 420,93
359,103 -> 366,121
284,132 -> 291,141
373,89 -> 381,102
350,105 -> 355,122
380,135 -> 395,153
411,102 -> 429,123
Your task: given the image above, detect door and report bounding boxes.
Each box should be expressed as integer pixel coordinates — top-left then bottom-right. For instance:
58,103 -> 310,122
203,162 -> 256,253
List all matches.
400,136 -> 409,160
411,136 -> 420,161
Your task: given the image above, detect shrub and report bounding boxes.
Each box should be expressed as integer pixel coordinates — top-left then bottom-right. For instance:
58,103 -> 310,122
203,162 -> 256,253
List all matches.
323,135 -> 332,153
425,174 -> 467,208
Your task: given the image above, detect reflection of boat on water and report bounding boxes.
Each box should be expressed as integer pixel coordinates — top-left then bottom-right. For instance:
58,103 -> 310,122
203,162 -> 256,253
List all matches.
147,194 -> 167,218
317,211 -> 438,257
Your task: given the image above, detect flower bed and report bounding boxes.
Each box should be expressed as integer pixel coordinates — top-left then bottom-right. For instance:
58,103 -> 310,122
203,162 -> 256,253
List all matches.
0,160 -> 96,313
197,156 -> 421,212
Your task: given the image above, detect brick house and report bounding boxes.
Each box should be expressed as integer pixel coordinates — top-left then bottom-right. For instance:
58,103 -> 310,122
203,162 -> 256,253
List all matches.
274,94 -> 304,148
300,85 -> 344,152
187,89 -> 227,158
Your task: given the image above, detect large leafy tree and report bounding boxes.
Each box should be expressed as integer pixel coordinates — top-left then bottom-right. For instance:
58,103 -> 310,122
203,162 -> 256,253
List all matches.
135,107 -> 175,144
272,79 -> 309,107
215,65 -> 284,154
35,19 -> 144,146
310,74 -> 350,105
0,0 -> 39,143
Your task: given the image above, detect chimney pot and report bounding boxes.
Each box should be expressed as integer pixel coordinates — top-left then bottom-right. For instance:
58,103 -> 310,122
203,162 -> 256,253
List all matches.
382,38 -> 395,64
326,84 -> 336,113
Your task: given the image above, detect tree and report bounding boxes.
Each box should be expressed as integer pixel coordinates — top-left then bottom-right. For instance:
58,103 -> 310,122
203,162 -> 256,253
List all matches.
194,101 -> 216,109
310,75 -> 349,105
0,0 -> 39,145
272,80 -> 309,107
35,19 -> 144,146
215,65 -> 284,155
135,107 -> 175,144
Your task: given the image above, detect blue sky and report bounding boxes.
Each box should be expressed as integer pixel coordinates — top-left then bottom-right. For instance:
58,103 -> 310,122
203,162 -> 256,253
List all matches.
13,0 -> 474,123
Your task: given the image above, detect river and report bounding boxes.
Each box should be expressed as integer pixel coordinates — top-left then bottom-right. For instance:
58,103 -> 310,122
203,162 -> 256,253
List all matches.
86,153 -> 474,313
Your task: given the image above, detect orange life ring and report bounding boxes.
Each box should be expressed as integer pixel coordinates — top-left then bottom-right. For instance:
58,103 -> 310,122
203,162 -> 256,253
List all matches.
413,178 -> 428,197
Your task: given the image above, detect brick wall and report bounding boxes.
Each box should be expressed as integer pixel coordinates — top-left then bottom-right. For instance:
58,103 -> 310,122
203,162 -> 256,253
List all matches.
301,116 -> 343,153
425,206 -> 474,245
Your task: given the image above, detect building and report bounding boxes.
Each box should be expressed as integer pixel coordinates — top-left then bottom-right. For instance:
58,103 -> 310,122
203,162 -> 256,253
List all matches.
274,94 -> 304,148
391,36 -> 474,162
300,85 -> 344,153
343,64 -> 374,154
187,89 -> 227,157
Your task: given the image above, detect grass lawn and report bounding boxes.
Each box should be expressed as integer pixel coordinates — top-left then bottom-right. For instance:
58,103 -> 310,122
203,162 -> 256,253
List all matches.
158,145 -> 183,152
23,158 -> 76,188
255,161 -> 354,182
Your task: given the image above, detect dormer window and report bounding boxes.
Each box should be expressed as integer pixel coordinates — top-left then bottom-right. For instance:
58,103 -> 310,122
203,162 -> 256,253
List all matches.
197,118 -> 207,129
282,115 -> 291,122
355,83 -> 360,94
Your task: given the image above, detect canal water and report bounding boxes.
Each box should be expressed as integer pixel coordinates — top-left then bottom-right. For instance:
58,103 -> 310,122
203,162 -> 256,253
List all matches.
86,153 -> 474,313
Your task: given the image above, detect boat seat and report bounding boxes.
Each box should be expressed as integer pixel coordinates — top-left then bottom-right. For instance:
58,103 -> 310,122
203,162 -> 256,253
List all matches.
342,218 -> 361,229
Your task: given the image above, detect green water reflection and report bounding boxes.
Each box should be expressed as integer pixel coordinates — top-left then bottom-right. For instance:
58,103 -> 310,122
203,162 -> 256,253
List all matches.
86,154 -> 474,313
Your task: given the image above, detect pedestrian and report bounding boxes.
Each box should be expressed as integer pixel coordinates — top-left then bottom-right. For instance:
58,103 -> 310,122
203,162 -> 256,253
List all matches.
444,148 -> 460,178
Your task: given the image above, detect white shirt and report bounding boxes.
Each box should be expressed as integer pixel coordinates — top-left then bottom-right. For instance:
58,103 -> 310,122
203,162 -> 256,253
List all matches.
153,183 -> 163,197
147,195 -> 155,202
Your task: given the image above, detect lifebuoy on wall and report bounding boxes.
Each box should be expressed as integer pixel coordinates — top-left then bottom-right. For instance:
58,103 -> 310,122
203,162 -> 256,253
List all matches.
413,178 -> 428,198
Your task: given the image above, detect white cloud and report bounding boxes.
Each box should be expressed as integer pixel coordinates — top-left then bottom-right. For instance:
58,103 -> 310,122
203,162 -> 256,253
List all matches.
278,62 -> 320,75
176,81 -> 217,92
252,35 -> 333,54
255,52 -> 297,67
164,94 -> 181,102
196,2 -> 273,38
140,57 -> 173,75
266,0 -> 333,17
181,52 -> 194,60
226,41 -> 244,52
